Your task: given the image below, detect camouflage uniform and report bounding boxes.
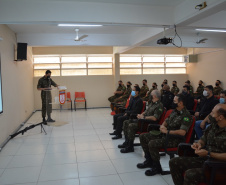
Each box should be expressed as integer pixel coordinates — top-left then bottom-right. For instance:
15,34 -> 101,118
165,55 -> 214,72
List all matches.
213,86 -> 223,95
123,100 -> 163,141
37,76 -> 57,118
108,85 -> 126,102
114,86 -> 132,103
142,88 -> 157,101
169,121 -> 226,185
139,108 -> 192,162
189,85 -> 194,96
171,86 -> 180,95
140,85 -> 149,98
195,85 -> 204,97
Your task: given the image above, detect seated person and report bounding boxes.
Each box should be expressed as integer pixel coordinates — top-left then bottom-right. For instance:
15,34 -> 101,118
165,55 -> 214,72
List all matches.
161,84 -> 174,110
160,79 -> 168,95
169,103 -> 226,185
185,80 -> 193,96
213,80 -> 223,96
194,80 -> 204,99
109,86 -> 143,139
119,90 -> 163,153
195,90 -> 226,139
137,94 -> 192,176
140,79 -> 149,99
171,80 -> 180,95
108,80 -> 126,103
114,81 -> 132,104
142,82 -> 158,102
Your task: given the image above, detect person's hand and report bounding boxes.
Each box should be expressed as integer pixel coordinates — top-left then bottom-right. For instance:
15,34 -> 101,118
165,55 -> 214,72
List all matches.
200,121 -> 206,129
195,112 -> 199,117
160,127 -> 168,134
137,114 -> 144,119
191,142 -> 202,150
195,149 -> 208,157
124,113 -> 127,116
198,99 -> 200,103
160,125 -> 166,130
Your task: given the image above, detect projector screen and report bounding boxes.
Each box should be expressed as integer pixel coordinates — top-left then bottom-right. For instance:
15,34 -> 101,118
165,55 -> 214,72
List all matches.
0,56 -> 2,114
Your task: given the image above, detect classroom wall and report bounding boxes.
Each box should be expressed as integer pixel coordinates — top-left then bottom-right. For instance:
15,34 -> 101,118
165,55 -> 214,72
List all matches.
187,48 -> 226,91
0,25 -> 34,145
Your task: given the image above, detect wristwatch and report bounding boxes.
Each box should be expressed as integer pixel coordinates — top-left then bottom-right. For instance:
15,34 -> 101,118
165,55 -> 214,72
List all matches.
207,151 -> 211,158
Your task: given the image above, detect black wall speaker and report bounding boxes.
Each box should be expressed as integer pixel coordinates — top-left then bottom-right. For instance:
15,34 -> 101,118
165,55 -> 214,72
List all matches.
17,43 -> 27,61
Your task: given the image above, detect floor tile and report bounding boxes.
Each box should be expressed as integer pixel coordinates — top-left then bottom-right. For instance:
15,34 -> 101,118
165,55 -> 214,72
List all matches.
75,141 -> 104,151
78,161 -> 117,178
0,156 -> 13,168
76,149 -> 109,163
106,148 -> 143,160
49,136 -> 75,145
16,145 -> 48,155
46,143 -> 75,154
80,175 -> 123,185
39,164 -> 78,181
43,152 -> 77,165
37,179 -> 79,185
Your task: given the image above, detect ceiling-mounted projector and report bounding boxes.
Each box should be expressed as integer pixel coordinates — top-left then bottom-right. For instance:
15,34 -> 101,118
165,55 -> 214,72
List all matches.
157,37 -> 173,45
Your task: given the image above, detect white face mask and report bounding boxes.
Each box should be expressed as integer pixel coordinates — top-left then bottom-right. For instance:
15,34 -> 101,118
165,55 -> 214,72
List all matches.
203,90 -> 208,97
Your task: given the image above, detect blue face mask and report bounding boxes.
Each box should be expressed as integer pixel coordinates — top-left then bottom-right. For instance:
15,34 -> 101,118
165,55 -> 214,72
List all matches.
131,91 -> 136,96
219,98 -> 225,104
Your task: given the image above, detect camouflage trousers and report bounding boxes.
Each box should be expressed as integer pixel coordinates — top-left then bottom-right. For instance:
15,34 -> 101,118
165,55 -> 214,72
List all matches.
169,157 -> 207,185
41,92 -> 52,118
142,96 -> 149,102
108,95 -> 119,103
123,120 -> 138,141
114,97 -> 127,103
139,132 -> 182,161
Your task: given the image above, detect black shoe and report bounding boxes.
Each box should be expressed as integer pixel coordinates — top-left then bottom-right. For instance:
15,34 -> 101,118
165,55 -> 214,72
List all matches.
112,135 -> 122,140
118,141 -> 128,148
43,122 -> 48,125
120,146 -> 134,153
145,167 -> 162,176
109,132 -> 116,135
137,159 -> 153,169
47,118 -> 55,122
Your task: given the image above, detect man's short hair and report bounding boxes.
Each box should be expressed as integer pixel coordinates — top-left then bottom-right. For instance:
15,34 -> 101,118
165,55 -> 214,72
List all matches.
176,94 -> 187,106
153,82 -> 157,86
135,84 -> 139,87
217,108 -> 226,119
220,90 -> 226,96
127,81 -> 132,85
183,85 -> 190,91
173,80 -> 177,83
185,80 -> 190,84
217,80 -> 221,84
143,79 -> 147,83
134,86 -> 141,92
205,85 -> 213,92
200,80 -> 203,84
118,80 -> 122,83
152,90 -> 161,100
46,70 -> 51,75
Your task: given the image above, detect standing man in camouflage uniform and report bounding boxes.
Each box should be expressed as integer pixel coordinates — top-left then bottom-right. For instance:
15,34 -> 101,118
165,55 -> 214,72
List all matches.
114,81 -> 132,104
139,79 -> 149,99
194,80 -> 204,99
119,90 -> 163,153
37,70 -> 58,123
170,103 -> 226,185
137,94 -> 192,176
142,82 -> 158,102
108,80 -> 126,103
213,80 -> 223,96
171,81 -> 180,95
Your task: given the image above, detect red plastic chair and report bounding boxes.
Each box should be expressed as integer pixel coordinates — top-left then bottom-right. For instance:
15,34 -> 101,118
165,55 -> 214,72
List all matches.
74,92 -> 86,111
193,99 -> 198,112
66,92 -> 72,111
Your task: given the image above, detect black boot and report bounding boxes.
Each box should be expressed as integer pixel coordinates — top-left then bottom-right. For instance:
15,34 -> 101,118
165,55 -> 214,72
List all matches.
120,141 -> 134,153
112,134 -> 122,139
118,138 -> 129,148
145,161 -> 162,176
42,117 -> 47,125
137,153 -> 153,169
109,131 -> 117,135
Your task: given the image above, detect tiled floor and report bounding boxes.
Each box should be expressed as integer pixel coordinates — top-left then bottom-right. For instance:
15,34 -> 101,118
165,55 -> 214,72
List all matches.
0,108 -> 174,185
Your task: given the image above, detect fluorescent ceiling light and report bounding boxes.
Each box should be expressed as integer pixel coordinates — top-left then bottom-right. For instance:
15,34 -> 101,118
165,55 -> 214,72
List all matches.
196,29 -> 226,32
58,24 -> 102,27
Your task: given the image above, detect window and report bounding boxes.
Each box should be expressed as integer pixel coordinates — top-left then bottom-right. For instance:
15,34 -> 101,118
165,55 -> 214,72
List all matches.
33,55 -> 113,76
120,55 -> 186,75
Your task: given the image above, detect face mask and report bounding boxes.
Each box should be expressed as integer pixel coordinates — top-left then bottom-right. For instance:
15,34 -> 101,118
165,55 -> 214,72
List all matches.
174,102 -> 178,108
219,98 -> 225,104
152,86 -> 155,89
131,91 -> 136,96
203,90 -> 208,97
163,90 -> 167,94
182,91 -> 187,95
216,83 -> 219,86
173,84 -> 176,87
161,84 -> 164,88
208,115 -> 217,124
199,84 -> 202,86
47,76 -> 50,79
119,84 -> 122,87
143,83 -> 145,86
127,85 -> 130,88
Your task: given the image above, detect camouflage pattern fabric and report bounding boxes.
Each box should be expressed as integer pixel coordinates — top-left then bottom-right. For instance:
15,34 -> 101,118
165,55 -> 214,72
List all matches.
140,85 -> 149,98
171,86 -> 180,95
213,86 -> 223,96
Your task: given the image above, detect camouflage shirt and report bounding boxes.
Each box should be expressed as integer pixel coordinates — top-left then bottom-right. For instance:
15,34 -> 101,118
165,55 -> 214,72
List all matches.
201,122 -> 226,153
189,85 -> 194,96
165,107 -> 192,132
37,76 -> 57,95
147,88 -> 158,96
116,85 -> 126,93
213,86 -> 223,95
140,85 -> 149,98
144,100 -> 164,120
196,85 -> 204,96
171,86 -> 180,95
121,86 -> 132,99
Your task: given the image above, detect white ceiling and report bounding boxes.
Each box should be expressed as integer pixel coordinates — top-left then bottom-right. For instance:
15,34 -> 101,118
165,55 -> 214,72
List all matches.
1,0 -> 226,51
